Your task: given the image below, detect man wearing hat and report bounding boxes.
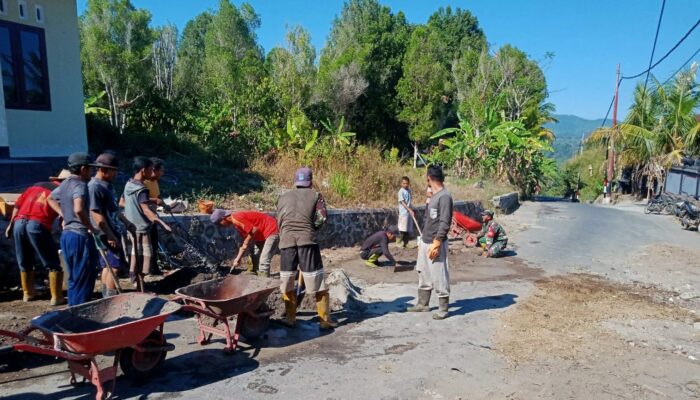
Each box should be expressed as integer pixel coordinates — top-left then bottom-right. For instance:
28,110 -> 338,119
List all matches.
4,170 -> 70,304
88,153 -> 125,297
476,210 -> 508,258
359,225 -> 399,268
210,209 -> 279,278
49,152 -> 99,306
276,167 -> 337,330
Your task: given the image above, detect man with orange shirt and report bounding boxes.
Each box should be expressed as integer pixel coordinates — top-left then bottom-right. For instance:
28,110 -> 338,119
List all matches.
5,170 -> 69,304
211,209 -> 279,278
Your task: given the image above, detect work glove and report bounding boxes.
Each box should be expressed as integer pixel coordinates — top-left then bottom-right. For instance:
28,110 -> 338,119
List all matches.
428,239 -> 442,261
162,203 -> 172,213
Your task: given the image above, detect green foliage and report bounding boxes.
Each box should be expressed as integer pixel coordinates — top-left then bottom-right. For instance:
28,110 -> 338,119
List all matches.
330,172 -> 353,199
266,26 -> 316,113
320,116 -> 356,146
84,91 -> 110,116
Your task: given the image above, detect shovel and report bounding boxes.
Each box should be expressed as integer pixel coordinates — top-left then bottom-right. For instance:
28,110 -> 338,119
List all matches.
410,212 -> 423,243
93,234 -> 123,294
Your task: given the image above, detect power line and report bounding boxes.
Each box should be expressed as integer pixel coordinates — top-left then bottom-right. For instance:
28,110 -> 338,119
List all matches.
662,46 -> 700,85
600,94 -> 615,128
642,0 -> 666,93
621,18 -> 700,80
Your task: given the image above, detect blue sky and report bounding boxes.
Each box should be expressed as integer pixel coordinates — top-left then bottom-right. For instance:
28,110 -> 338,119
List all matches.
77,0 -> 700,120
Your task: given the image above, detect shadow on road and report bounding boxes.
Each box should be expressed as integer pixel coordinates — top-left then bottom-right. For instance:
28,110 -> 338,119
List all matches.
448,293 -> 518,316
1,349 -> 259,400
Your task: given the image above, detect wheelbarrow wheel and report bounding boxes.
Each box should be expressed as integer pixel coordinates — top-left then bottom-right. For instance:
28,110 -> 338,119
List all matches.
238,313 -> 270,340
119,331 -> 167,379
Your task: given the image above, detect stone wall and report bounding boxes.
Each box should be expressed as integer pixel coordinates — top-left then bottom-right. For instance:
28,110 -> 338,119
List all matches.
491,192 -> 520,214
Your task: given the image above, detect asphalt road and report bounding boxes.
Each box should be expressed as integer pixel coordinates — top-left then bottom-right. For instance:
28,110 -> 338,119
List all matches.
2,201 -> 699,399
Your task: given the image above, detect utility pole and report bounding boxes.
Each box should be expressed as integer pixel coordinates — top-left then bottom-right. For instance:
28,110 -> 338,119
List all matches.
606,64 -> 620,203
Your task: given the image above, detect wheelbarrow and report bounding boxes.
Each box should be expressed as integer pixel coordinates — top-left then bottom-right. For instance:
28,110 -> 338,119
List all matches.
0,293 -> 181,400
175,275 -> 279,353
451,211 -> 483,247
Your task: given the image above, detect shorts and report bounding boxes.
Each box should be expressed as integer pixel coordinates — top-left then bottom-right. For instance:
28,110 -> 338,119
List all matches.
279,244 -> 326,294
398,214 -> 413,233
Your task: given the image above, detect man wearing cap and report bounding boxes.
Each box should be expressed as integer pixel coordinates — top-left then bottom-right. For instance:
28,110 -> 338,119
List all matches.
359,226 -> 399,268
4,170 -> 69,304
211,209 -> 279,278
276,167 -> 337,330
49,152 -> 99,306
407,165 -> 453,320
476,210 -> 508,258
89,153 -> 124,297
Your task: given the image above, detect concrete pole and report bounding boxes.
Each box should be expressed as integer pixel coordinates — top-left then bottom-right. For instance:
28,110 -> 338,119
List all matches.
606,65 -> 620,203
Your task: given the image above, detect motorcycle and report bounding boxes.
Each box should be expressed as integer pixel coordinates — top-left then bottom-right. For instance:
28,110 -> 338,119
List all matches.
644,194 -> 677,215
677,200 -> 700,230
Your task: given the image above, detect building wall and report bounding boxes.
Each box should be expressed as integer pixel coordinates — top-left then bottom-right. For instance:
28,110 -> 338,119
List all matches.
1,0 -> 87,158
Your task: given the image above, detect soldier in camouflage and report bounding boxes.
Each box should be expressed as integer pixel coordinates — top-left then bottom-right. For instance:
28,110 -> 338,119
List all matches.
476,210 -> 508,258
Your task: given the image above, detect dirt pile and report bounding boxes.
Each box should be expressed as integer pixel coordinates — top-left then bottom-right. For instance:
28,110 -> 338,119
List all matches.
493,274 -> 695,363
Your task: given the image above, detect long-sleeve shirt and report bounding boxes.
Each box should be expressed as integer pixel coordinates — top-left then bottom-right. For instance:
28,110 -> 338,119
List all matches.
422,188 -> 453,244
361,231 -> 396,264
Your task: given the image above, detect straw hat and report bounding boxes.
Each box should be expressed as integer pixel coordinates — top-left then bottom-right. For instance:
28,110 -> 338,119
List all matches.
49,169 -> 71,181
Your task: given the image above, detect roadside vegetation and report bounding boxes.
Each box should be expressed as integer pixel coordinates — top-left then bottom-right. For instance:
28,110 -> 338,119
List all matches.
81,0 -> 553,208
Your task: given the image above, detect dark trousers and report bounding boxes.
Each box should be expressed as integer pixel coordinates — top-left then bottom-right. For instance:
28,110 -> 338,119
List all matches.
148,224 -> 160,273
359,247 -> 382,260
60,231 -> 98,306
13,219 -> 60,272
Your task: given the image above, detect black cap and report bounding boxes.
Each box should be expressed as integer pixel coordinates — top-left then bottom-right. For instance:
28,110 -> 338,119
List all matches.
387,225 -> 399,234
93,153 -> 119,169
67,152 -> 94,168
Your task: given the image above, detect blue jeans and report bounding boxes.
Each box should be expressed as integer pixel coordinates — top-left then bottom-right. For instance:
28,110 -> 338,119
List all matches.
60,231 -> 98,306
13,219 -> 60,272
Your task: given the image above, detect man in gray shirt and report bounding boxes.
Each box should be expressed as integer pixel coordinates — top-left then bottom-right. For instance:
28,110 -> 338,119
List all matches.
49,152 -> 99,306
406,165 -> 453,319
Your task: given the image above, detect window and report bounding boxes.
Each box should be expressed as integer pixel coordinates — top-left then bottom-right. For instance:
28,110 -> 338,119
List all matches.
0,20 -> 50,110
681,174 -> 698,198
34,5 -> 43,23
17,0 -> 26,19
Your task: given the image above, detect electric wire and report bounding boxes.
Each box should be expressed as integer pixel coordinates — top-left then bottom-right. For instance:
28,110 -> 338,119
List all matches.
642,0 -> 666,93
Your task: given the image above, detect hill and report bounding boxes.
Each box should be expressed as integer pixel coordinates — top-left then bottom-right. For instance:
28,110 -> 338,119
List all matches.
547,114 -> 609,163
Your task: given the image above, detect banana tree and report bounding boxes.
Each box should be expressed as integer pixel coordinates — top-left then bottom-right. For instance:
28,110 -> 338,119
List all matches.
320,116 -> 356,146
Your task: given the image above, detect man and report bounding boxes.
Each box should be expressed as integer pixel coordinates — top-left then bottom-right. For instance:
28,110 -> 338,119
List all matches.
122,157 -> 171,292
397,176 -> 414,248
144,157 -> 167,275
210,209 -> 279,278
5,170 -> 69,304
88,153 -> 124,298
276,167 -> 337,330
407,165 -> 453,320
49,153 -> 99,306
360,226 -> 398,268
476,210 -> 508,258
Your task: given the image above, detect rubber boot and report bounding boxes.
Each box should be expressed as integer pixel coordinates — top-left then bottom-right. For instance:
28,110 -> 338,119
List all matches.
49,271 -> 66,306
365,253 -> 380,268
257,270 -> 270,278
20,271 -> 37,302
245,258 -> 256,275
432,297 -> 449,320
281,291 -> 297,327
406,289 -> 431,312
316,290 -> 338,330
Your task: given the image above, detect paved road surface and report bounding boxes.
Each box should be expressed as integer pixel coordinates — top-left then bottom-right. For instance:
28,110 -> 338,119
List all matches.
2,201 -> 699,399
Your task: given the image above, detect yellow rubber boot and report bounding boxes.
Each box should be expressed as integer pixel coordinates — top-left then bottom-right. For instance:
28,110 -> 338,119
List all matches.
49,271 -> 66,306
316,290 -> 338,331
20,271 -> 37,302
281,291 -> 297,327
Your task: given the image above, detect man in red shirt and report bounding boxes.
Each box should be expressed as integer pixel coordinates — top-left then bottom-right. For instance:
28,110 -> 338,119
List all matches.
211,209 -> 279,278
4,170 -> 69,304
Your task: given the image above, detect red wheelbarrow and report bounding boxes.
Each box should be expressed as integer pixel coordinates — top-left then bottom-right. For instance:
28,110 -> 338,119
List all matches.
451,211 -> 483,247
0,293 -> 181,400
175,275 -> 279,353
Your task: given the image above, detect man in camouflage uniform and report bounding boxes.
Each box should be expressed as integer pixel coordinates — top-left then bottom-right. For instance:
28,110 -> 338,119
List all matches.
476,210 -> 508,258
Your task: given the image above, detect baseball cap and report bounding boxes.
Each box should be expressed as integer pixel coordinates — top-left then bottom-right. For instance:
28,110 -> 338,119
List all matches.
210,209 -> 232,224
67,152 -> 94,168
387,225 -> 399,234
49,169 -> 72,181
93,152 -> 119,169
294,167 -> 313,188
481,210 -> 494,217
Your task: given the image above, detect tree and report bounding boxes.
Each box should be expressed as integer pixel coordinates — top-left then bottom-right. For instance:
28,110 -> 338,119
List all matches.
80,0 -> 153,133
175,12 -> 213,99
396,26 -> 450,165
266,25 -> 316,113
152,24 -> 177,100
317,0 -> 410,144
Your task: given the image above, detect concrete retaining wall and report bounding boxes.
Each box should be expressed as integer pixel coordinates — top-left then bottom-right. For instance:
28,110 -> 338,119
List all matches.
491,192 -> 520,214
